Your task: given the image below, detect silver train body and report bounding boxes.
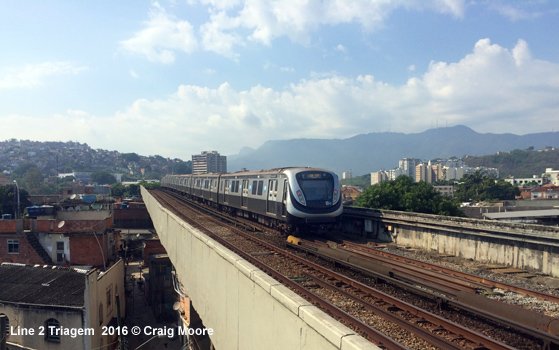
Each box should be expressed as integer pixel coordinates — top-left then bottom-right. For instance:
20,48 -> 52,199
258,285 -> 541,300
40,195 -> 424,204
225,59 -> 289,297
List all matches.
161,167 -> 343,231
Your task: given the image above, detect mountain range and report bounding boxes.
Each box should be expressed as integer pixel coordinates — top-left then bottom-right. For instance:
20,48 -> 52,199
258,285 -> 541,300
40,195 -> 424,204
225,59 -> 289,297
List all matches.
228,126 -> 559,176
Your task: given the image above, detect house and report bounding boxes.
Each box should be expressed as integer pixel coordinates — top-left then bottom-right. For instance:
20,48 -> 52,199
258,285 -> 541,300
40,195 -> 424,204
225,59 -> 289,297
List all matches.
531,184 -> 559,200
341,186 -> 362,202
0,260 -> 125,350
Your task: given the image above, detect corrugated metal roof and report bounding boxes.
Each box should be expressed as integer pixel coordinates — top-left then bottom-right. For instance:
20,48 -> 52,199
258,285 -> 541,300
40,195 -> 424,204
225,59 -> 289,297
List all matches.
0,264 -> 86,307
483,209 -> 559,220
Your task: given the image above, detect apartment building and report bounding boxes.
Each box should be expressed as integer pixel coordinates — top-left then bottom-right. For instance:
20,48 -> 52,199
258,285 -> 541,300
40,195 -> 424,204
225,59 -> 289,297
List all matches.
192,151 -> 227,174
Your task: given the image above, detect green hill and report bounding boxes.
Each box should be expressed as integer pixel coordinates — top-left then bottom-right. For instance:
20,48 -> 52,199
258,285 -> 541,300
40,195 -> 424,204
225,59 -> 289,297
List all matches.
464,147 -> 559,178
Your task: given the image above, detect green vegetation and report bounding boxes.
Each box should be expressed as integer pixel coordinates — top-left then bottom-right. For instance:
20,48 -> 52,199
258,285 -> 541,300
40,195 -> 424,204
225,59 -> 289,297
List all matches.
173,161 -> 191,175
464,147 -> 559,178
354,175 -> 464,216
122,153 -> 141,163
453,169 -> 520,202
0,185 -> 32,217
110,180 -> 160,198
340,174 -> 371,188
91,170 -> 117,185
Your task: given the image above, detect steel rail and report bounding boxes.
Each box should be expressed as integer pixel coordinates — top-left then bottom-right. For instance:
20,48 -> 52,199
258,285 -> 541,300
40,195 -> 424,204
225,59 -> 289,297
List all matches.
151,190 -> 408,350
153,191 -> 521,350
341,240 -> 559,305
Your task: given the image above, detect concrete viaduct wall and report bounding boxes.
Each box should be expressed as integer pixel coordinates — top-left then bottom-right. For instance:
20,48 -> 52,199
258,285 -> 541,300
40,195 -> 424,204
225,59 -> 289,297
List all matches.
344,207 -> 559,278
142,188 -> 378,350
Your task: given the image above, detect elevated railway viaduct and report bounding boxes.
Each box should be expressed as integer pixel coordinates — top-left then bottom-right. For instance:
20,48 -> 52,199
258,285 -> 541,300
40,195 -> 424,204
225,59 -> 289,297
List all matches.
142,186 -> 559,349
141,187 -> 378,350
343,207 -> 559,278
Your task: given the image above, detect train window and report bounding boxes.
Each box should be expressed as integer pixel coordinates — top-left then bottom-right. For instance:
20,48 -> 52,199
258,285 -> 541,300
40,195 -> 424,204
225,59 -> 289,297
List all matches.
252,180 -> 257,195
257,181 -> 263,195
296,171 -> 334,202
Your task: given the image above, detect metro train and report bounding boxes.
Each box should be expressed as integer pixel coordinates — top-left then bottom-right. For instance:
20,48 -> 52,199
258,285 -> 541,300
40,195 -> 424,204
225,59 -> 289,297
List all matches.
161,167 -> 343,233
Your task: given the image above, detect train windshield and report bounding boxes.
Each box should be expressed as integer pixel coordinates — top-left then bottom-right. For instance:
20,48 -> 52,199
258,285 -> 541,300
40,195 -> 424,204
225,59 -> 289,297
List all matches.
296,171 -> 335,207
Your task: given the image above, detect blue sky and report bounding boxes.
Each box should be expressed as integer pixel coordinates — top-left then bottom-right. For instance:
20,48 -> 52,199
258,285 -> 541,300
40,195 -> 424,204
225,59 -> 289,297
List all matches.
1,1 -> 558,161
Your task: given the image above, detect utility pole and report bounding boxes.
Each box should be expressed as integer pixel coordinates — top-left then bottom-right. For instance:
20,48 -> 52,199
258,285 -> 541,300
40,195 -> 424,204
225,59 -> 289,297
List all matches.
13,180 -> 20,219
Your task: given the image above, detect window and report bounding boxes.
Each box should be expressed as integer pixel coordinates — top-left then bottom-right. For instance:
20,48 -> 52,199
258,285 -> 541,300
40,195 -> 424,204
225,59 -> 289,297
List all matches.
45,318 -> 60,342
252,180 -> 257,195
257,181 -> 264,196
7,239 -> 19,254
56,241 -> 64,263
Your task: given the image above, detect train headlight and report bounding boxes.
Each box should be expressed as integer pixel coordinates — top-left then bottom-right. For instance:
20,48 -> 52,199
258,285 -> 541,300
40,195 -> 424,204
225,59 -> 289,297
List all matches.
333,189 -> 339,204
296,190 -> 306,205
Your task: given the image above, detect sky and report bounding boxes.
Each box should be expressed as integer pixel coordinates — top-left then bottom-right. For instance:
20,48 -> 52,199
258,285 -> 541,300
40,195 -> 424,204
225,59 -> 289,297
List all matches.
1,1 -> 558,161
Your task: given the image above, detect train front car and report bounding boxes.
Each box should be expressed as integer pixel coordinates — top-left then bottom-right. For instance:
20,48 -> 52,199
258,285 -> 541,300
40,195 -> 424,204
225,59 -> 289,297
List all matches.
283,168 -> 343,230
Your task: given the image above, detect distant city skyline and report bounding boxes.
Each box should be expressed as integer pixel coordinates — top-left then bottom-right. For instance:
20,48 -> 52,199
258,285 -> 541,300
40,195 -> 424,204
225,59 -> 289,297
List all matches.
1,1 -> 558,160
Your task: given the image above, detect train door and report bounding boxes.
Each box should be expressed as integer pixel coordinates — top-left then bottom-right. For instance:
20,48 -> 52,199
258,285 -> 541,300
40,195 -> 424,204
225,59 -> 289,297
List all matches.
241,179 -> 249,207
267,179 -> 278,214
210,179 -> 216,201
281,179 -> 288,217
222,179 -> 229,203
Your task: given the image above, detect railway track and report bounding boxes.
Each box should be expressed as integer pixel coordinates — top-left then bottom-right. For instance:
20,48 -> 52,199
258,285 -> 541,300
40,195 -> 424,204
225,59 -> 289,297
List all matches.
288,238 -> 559,349
150,189 -> 556,349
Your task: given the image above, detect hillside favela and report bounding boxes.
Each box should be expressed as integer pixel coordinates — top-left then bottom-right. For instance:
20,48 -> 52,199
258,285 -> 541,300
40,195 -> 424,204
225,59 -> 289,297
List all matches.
2,2 -> 559,350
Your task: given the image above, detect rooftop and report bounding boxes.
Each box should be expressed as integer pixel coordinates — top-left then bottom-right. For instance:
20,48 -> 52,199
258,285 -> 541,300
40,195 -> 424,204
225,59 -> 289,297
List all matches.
0,263 -> 88,307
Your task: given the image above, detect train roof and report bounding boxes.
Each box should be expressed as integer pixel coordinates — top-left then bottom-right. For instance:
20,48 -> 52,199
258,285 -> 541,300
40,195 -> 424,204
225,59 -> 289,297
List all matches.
165,167 -> 333,178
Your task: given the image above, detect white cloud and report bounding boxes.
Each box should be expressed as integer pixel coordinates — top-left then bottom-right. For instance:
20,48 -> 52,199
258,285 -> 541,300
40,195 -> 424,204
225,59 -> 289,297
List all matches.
489,3 -> 542,21
125,1 -> 466,61
120,3 -> 198,63
3,39 -> 557,159
0,62 -> 87,89
204,0 -> 465,51
334,44 -> 347,52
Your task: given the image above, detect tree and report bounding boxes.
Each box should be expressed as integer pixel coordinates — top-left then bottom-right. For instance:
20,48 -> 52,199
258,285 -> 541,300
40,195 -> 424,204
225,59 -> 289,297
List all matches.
13,163 -> 39,177
127,184 -> 140,196
139,180 -> 160,190
454,171 -> 520,202
0,185 -> 32,217
173,161 -> 191,174
354,176 -> 464,216
91,171 -> 117,185
122,153 -> 140,163
110,183 -> 126,197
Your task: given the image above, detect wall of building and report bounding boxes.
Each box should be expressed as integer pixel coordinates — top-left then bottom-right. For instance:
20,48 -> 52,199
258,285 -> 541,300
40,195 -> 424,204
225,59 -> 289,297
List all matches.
84,260 -> 126,350
38,232 -> 70,264
0,304 -> 86,350
0,234 -> 46,264
142,187 -> 378,350
31,217 -> 113,233
0,219 -> 23,233
113,207 -> 153,228
143,239 -> 166,264
69,234 -> 114,267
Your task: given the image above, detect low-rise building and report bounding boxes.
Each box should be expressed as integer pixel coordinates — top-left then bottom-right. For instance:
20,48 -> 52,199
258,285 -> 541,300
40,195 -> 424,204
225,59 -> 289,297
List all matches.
504,176 -> 545,187
531,184 -> 559,200
341,186 -> 362,202
0,260 -> 125,350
